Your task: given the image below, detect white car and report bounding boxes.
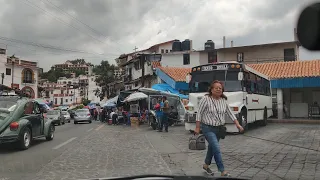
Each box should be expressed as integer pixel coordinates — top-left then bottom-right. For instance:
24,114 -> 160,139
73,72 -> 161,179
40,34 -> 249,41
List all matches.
61,111 -> 71,123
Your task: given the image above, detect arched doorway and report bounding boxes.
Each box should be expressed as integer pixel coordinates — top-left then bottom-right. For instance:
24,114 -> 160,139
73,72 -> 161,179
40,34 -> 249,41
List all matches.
21,86 -> 35,98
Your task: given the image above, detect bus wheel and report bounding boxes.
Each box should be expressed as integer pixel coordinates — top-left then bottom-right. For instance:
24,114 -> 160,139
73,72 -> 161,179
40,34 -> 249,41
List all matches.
261,107 -> 268,126
239,110 -> 248,133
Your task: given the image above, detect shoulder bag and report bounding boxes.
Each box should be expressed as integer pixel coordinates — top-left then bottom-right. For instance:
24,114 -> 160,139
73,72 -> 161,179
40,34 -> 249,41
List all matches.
210,98 -> 227,139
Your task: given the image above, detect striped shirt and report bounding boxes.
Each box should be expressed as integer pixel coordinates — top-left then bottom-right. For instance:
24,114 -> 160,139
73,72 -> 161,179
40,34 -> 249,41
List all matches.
196,95 -> 236,126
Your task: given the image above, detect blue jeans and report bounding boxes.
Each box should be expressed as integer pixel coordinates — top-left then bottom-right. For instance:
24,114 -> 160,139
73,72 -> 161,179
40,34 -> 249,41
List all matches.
160,113 -> 169,131
201,123 -> 225,172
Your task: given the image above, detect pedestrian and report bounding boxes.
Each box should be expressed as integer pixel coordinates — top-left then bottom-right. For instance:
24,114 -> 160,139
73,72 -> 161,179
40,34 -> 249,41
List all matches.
159,96 -> 170,132
194,80 -> 244,177
154,99 -> 162,130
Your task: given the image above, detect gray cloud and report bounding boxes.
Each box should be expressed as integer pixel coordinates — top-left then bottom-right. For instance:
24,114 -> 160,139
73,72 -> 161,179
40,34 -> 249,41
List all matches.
0,0 -> 319,71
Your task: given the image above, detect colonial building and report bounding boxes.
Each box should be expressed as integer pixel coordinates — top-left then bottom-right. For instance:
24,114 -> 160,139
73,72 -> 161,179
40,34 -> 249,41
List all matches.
0,48 -> 39,98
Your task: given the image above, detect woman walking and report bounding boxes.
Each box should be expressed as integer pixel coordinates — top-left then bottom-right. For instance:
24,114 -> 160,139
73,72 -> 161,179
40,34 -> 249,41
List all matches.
194,80 -> 244,177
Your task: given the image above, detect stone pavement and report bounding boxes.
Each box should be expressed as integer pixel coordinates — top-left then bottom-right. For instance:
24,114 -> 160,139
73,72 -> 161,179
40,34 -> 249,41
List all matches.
28,123 -> 319,180
151,123 -> 320,180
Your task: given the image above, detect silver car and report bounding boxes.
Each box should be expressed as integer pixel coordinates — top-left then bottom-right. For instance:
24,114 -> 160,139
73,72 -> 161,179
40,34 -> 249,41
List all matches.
47,109 -> 65,125
74,109 -> 92,124
61,111 -> 71,123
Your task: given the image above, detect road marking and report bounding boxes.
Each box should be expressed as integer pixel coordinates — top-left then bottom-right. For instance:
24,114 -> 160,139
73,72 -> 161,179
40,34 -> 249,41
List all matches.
87,128 -> 93,132
95,124 -> 104,131
53,137 -> 77,150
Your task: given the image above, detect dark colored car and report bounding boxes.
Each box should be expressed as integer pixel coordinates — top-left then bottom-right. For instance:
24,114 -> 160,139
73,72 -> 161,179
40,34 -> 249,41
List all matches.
46,109 -> 65,125
74,109 -> 92,124
0,95 -> 55,150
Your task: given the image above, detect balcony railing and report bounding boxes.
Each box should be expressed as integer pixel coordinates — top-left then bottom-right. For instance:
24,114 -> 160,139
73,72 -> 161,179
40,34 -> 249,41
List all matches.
124,74 -> 132,82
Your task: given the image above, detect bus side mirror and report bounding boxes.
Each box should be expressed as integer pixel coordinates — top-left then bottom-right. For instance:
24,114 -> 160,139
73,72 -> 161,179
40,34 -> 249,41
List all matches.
238,72 -> 243,80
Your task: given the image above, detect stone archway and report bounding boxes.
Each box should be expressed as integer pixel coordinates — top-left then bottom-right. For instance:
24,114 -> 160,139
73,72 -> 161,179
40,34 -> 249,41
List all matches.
21,86 -> 35,98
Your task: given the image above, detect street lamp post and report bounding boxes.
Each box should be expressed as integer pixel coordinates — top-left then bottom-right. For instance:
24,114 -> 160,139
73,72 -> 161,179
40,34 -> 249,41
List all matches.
10,55 -> 16,88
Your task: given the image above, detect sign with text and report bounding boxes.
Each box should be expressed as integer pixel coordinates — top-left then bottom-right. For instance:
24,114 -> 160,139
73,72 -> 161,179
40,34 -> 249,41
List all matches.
201,64 -> 229,71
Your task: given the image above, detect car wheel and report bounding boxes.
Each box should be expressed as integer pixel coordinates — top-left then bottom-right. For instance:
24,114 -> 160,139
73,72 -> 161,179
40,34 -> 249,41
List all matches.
18,127 -> 32,150
62,121 -> 65,125
89,120 -> 92,123
68,120 -> 70,123
46,124 -> 55,141
74,121 -> 77,124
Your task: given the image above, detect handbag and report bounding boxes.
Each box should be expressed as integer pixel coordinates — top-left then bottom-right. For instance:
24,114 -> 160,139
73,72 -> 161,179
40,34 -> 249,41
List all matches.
210,98 -> 227,139
188,134 -> 206,150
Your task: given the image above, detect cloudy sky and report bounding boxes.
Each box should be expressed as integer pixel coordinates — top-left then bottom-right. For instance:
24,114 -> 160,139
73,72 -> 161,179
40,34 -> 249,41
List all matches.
0,0 -> 318,71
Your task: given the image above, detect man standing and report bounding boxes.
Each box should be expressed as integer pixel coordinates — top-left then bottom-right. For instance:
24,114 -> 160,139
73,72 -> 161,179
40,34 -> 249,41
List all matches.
160,96 -> 170,132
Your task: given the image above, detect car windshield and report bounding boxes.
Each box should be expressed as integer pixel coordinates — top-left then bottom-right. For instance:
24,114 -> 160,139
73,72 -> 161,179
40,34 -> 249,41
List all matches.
47,110 -> 59,115
189,71 -> 242,93
0,98 -> 21,126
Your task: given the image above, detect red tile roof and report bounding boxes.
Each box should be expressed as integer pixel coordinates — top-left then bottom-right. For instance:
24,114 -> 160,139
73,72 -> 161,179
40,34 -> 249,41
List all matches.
152,61 -> 161,68
249,60 -> 320,79
158,67 -> 191,82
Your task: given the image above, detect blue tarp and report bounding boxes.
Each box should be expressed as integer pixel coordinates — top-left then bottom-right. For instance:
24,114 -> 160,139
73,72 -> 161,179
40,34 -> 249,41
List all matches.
103,96 -> 118,107
151,84 -> 189,99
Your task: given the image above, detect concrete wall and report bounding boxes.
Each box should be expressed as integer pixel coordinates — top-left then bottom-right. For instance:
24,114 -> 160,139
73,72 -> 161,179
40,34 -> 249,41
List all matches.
217,42 -> 299,63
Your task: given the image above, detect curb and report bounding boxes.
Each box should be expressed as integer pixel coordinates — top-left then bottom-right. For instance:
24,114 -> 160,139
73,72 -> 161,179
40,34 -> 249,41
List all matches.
268,119 -> 320,124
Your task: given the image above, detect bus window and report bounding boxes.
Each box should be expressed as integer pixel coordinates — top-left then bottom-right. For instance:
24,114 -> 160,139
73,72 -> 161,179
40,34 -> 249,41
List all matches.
249,73 -> 257,93
256,76 -> 264,94
244,72 -> 251,93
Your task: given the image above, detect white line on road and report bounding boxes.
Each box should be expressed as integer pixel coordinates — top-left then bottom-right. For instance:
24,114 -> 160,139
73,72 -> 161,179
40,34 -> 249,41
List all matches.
87,128 -> 93,132
95,124 -> 104,131
53,137 -> 77,150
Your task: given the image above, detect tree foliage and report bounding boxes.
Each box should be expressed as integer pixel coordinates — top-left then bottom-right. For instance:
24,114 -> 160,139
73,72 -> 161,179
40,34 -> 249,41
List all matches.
93,60 -> 117,99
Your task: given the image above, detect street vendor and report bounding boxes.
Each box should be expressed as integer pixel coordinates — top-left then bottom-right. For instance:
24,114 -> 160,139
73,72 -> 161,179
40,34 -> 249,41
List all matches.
160,96 -> 170,132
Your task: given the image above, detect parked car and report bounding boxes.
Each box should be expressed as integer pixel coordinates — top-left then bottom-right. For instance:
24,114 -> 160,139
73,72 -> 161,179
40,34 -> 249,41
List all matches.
0,95 -> 55,150
61,111 -> 71,123
46,109 -> 65,125
74,109 -> 92,124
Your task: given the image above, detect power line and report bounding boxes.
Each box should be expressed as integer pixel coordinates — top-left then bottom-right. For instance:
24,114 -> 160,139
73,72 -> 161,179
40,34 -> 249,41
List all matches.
0,36 -> 119,56
21,0 -> 116,50
41,0 -> 124,54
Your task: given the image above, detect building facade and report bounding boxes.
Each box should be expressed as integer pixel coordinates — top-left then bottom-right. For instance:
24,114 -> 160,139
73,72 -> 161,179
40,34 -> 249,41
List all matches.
53,60 -> 93,75
116,40 -> 174,91
0,49 -> 39,98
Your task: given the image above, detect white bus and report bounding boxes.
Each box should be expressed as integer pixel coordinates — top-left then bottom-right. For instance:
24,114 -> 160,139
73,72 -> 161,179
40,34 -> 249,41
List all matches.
185,61 -> 273,133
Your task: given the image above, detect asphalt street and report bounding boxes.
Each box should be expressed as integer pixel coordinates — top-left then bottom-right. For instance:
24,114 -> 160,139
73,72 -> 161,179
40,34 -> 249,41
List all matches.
0,120 -> 102,180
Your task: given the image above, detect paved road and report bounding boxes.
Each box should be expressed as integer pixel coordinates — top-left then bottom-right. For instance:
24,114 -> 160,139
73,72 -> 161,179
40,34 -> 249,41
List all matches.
0,120 -> 102,180
0,121 -> 319,180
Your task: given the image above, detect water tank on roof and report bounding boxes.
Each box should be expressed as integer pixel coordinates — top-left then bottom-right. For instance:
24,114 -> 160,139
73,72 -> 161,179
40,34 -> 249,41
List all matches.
172,40 -> 182,52
182,39 -> 191,51
205,40 -> 215,50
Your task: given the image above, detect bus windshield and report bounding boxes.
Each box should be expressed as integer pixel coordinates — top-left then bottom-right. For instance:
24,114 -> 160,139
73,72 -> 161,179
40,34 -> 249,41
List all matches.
189,70 -> 242,93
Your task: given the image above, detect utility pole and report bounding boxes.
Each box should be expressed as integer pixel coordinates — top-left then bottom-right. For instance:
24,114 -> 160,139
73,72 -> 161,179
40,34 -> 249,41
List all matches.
1,73 -> 4,85
10,55 -> 16,88
133,46 -> 138,52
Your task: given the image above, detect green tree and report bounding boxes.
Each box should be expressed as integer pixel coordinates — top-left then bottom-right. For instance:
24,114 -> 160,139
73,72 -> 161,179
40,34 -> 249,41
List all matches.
93,60 -> 117,98
81,98 -> 90,106
93,88 -> 101,97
